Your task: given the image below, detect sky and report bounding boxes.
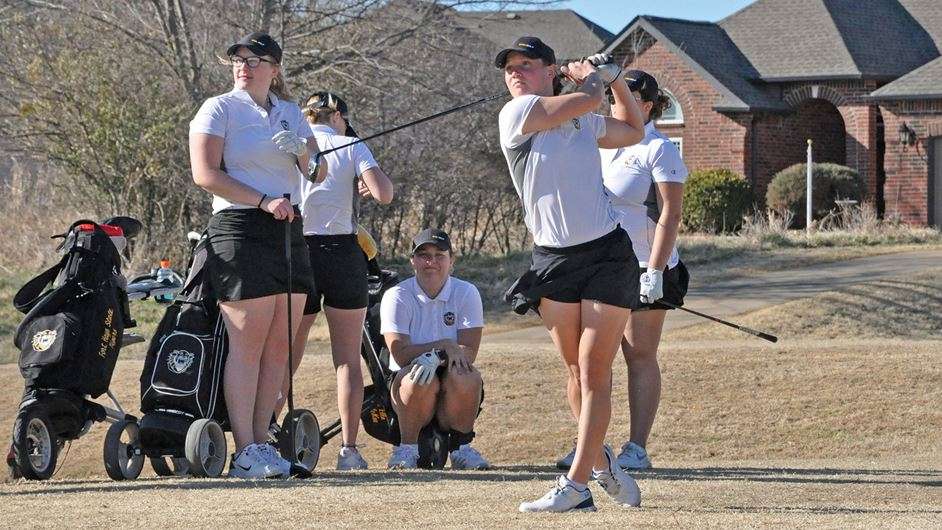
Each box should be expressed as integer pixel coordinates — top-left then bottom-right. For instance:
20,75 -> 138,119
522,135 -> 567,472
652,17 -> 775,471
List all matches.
557,0 -> 756,34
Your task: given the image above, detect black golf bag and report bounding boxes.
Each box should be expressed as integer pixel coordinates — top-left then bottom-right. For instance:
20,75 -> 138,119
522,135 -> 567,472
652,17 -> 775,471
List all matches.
140,233 -> 228,425
13,220 -> 133,398
359,270 -> 401,446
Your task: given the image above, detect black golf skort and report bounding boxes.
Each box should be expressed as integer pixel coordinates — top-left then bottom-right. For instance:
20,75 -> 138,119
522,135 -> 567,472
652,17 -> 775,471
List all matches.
505,226 -> 641,314
303,233 -> 369,315
205,207 -> 314,302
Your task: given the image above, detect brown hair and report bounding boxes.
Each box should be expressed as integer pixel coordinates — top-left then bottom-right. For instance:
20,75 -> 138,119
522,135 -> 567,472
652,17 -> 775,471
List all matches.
270,68 -> 291,100
647,89 -> 672,122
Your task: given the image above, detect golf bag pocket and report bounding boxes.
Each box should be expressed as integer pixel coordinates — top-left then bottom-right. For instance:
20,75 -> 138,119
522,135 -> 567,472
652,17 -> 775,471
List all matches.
141,301 -> 228,422
17,312 -> 82,373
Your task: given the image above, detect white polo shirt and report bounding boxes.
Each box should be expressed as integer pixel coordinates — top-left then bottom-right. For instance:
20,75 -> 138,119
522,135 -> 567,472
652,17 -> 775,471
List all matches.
600,121 -> 688,268
498,94 -> 618,248
379,276 -> 484,371
189,89 -> 313,214
299,124 -> 378,235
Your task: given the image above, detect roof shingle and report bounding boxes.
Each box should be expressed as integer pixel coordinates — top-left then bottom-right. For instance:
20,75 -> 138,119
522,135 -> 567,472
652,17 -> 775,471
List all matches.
453,9 -> 613,63
719,0 -> 939,81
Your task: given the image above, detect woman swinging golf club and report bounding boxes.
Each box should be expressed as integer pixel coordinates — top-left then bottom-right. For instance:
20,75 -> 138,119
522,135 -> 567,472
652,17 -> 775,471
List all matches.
189,32 -> 320,479
496,36 -> 646,512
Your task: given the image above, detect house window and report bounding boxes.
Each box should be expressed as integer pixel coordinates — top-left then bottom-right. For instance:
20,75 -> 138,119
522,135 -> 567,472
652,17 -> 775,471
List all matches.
656,89 -> 684,125
669,137 -> 683,156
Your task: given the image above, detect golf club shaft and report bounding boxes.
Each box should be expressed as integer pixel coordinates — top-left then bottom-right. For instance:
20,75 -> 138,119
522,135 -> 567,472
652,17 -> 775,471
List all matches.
658,300 -> 779,343
315,93 -> 505,159
283,193 -> 295,411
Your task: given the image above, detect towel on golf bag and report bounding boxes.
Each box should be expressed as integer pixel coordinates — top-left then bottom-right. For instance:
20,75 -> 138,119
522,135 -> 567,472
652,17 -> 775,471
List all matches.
13,220 -> 132,398
140,233 -> 228,423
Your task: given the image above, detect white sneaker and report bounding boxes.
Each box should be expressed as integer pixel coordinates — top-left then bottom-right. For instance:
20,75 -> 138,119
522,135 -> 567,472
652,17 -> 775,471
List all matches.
229,444 -> 278,479
450,444 -> 490,470
337,446 -> 368,470
616,441 -> 652,470
519,475 -> 597,513
555,444 -> 576,470
593,445 -> 642,507
387,444 -> 419,469
258,443 -> 292,477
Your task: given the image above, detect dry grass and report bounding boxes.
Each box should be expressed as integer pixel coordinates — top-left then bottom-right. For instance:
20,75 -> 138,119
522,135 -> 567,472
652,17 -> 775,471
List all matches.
1,269 -> 940,527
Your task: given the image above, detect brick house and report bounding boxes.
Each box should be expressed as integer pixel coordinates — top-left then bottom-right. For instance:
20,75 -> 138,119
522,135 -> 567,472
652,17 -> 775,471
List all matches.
603,0 -> 942,226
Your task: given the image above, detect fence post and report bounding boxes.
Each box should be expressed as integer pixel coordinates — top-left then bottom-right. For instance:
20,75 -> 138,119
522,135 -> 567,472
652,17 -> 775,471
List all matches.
806,139 -> 813,233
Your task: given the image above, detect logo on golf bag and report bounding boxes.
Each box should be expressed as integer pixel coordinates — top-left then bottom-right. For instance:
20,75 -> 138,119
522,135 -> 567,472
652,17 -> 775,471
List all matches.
443,312 -> 455,326
167,349 -> 195,374
31,329 -> 58,352
280,120 -> 289,130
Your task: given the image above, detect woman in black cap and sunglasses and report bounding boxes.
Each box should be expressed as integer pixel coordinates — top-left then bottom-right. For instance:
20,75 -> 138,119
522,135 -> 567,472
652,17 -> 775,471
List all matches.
189,32 -> 322,479
279,91 -> 393,470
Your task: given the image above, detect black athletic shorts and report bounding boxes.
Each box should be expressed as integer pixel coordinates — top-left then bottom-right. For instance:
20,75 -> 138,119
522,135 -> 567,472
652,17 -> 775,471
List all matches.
205,207 -> 314,302
303,233 -> 369,315
505,227 -> 640,313
635,261 -> 690,311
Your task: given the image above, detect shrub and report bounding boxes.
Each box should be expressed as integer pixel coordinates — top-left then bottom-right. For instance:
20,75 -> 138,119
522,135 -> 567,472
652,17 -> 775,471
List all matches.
681,169 -> 754,233
766,163 -> 862,226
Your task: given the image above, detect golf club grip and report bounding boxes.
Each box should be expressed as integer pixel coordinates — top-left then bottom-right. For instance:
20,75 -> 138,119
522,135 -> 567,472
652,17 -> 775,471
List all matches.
659,300 -> 779,343
315,93 -> 505,159
283,193 -> 295,411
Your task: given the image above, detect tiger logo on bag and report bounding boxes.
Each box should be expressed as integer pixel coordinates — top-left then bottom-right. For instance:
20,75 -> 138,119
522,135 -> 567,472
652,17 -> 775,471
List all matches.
31,329 -> 58,353
167,349 -> 195,374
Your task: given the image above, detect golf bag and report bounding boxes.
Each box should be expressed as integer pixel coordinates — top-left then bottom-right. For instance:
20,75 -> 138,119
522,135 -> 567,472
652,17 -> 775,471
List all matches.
140,233 -> 228,423
12,220 -> 133,398
359,270 -> 400,445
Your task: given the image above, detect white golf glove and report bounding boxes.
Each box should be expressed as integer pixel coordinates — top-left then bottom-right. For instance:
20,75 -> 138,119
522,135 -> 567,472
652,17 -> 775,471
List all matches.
584,53 -> 614,67
408,351 -> 442,386
584,54 -> 621,85
272,130 -> 307,157
639,268 -> 664,304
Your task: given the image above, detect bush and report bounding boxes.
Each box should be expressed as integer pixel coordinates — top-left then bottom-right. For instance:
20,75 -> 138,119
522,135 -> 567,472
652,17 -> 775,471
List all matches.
681,169 -> 754,233
766,163 -> 862,226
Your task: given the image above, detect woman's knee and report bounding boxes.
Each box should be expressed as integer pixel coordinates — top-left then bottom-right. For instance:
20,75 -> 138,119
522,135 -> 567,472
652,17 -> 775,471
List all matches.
396,374 -> 441,406
442,369 -> 482,398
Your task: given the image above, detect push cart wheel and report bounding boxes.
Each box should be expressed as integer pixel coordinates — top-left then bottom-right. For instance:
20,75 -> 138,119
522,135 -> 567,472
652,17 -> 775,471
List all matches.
150,456 -> 190,477
103,419 -> 145,480
12,405 -> 58,480
279,409 -> 320,472
185,419 -> 226,478
417,423 -> 448,470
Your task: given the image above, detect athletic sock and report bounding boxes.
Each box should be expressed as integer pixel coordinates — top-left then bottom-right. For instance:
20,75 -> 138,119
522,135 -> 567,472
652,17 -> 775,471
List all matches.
561,475 -> 588,492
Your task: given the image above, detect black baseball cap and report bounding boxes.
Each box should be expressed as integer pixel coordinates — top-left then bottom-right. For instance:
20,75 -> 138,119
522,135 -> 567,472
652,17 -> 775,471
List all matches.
625,69 -> 659,101
227,32 -> 282,63
411,228 -> 452,254
494,36 -> 556,68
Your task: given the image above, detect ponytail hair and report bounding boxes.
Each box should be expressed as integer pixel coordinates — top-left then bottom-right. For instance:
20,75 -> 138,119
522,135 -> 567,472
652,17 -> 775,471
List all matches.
648,90 -> 672,122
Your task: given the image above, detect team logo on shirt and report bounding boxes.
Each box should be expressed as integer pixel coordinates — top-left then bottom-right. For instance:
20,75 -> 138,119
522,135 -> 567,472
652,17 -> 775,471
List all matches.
280,120 -> 289,130
443,312 -> 456,326
571,118 -> 581,130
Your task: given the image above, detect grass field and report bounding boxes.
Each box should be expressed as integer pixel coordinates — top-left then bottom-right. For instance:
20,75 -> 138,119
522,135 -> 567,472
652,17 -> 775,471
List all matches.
1,268 -> 939,527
